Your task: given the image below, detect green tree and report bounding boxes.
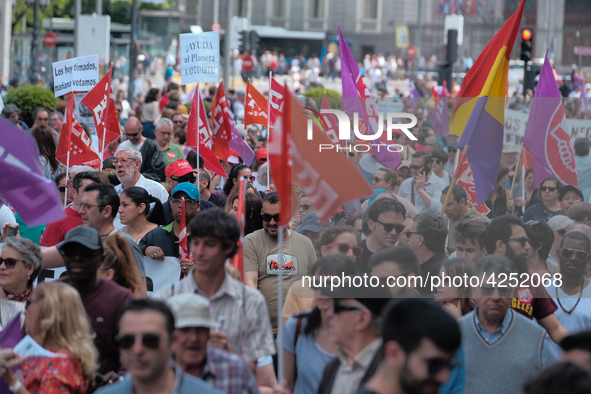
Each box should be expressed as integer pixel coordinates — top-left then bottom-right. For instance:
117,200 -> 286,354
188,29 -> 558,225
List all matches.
3,86 -> 59,126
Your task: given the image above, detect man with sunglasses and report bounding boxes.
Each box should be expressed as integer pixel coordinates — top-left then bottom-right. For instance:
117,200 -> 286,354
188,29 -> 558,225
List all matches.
57,226 -> 134,379
40,171 -> 101,247
154,118 -> 186,167
358,198 -> 407,275
119,116 -> 166,182
244,192 -> 316,334
542,231 -> 591,365
398,151 -> 446,214
359,299 -> 462,394
407,213 -> 448,296
460,255 -> 547,394
95,298 -> 222,393
484,215 -> 569,345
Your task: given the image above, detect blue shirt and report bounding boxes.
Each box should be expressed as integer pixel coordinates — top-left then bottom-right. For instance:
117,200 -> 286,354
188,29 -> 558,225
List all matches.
522,202 -> 562,222
398,173 -> 447,214
576,155 -> 591,202
473,307 -> 513,345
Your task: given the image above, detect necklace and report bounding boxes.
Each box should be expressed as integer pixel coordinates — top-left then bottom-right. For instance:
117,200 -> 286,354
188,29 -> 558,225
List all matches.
100,227 -> 116,238
555,278 -> 585,314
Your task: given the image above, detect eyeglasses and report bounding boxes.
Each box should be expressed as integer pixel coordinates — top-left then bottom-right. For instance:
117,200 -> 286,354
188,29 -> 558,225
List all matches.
173,120 -> 184,124
405,231 -> 422,238
557,229 -> 567,237
560,248 -> 589,261
479,285 -> 514,298
541,186 -> 557,192
36,117 -> 49,122
426,357 -> 458,375
262,213 -> 280,222
0,257 -> 25,269
113,158 -> 137,165
77,202 -> 106,211
299,204 -> 311,211
372,177 -> 384,183
333,301 -> 363,314
171,198 -> 199,206
409,164 -> 425,171
504,237 -> 530,247
57,186 -> 67,193
374,220 -> 405,234
326,242 -> 363,257
115,333 -> 165,350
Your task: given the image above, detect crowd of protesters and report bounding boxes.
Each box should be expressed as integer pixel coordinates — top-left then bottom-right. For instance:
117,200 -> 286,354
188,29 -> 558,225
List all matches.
1,59 -> 591,394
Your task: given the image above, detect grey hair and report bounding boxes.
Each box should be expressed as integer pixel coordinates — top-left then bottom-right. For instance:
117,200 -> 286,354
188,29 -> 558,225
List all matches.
4,237 -> 42,286
51,111 -> 64,121
115,146 -> 143,164
71,165 -> 97,174
156,117 -> 173,130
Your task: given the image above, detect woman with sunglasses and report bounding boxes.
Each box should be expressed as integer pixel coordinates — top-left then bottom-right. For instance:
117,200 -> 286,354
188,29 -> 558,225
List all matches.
0,237 -> 41,330
292,193 -> 314,228
223,164 -> 255,197
55,173 -> 72,207
484,161 -> 515,218
281,255 -> 352,394
119,187 -> 167,244
371,168 -> 399,194
0,282 -> 98,393
282,225 -> 360,324
523,177 -> 563,222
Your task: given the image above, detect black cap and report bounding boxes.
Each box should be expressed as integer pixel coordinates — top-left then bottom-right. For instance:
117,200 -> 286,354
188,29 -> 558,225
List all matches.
559,185 -> 584,201
58,226 -> 103,252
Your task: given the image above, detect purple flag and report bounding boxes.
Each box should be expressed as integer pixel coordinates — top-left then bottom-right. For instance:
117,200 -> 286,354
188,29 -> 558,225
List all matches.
523,52 -> 577,188
0,314 -> 23,394
430,95 -> 449,137
457,96 -> 504,205
0,119 -> 65,226
227,113 -> 255,165
338,27 -> 401,170
404,80 -> 421,111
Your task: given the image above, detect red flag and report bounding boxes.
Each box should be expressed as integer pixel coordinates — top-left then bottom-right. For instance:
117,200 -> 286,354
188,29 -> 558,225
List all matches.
522,146 -> 533,171
230,178 -> 245,282
244,82 -> 268,126
56,95 -> 101,169
268,83 -> 293,227
186,89 -> 226,178
211,82 -> 233,161
290,93 -> 373,223
82,66 -> 120,157
268,77 -> 285,129
319,94 -> 345,148
453,151 -> 491,216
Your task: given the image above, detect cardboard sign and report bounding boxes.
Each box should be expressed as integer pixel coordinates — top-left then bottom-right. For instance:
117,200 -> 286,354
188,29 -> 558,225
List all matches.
179,32 -> 220,84
52,54 -> 99,97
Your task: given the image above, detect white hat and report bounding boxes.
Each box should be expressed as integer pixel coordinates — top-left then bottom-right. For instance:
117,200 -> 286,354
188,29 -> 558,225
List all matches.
167,293 -> 216,329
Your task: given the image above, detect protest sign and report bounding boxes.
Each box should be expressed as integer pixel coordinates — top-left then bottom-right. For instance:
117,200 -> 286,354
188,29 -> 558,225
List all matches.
179,32 -> 220,84
143,256 -> 182,294
52,54 -> 99,97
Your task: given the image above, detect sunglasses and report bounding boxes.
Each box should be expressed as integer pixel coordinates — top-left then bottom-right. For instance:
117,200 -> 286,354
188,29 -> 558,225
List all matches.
409,164 -> 425,171
333,301 -> 363,314
541,186 -> 557,192
426,357 -> 458,375
58,186 -> 67,193
299,204 -> 312,210
504,237 -> 530,247
262,213 -> 279,222
405,231 -> 422,238
115,333 -> 165,349
375,220 -> 405,234
245,175 -> 256,181
126,132 -> 139,138
173,120 -> 184,124
0,257 -> 25,269
479,285 -> 514,298
326,242 -> 363,257
560,248 -> 589,261
171,175 -> 196,184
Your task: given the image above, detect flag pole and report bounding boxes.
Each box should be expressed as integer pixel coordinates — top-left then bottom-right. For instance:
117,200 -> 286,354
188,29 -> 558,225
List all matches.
196,82 -> 200,179
439,144 -> 469,216
64,155 -> 70,209
277,225 -> 285,384
510,144 -> 523,195
267,72 -> 271,189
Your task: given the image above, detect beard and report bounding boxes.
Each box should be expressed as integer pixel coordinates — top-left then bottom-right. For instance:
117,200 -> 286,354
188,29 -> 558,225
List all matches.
117,166 -> 135,185
505,246 -> 527,274
399,359 -> 442,394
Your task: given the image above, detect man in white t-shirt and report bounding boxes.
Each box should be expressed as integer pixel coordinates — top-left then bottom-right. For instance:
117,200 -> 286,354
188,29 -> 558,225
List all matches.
113,146 -> 169,203
119,117 -> 166,182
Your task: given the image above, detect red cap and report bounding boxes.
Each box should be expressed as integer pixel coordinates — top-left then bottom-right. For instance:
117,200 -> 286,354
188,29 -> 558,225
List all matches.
165,159 -> 195,178
256,148 -> 268,164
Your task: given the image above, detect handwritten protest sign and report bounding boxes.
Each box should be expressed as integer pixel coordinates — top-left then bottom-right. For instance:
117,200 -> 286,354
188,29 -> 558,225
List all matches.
52,54 -> 99,97
179,32 -> 220,84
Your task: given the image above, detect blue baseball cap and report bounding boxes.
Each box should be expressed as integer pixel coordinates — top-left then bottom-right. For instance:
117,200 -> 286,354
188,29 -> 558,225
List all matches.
172,182 -> 200,201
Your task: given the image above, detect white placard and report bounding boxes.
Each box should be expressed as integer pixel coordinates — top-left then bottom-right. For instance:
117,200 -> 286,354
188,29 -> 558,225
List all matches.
14,335 -> 65,358
143,256 -> 182,295
34,267 -> 68,286
179,32 -> 220,85
52,54 -> 99,97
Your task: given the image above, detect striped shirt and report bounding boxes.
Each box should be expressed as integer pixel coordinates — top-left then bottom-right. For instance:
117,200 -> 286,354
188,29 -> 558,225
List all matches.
154,269 -> 275,362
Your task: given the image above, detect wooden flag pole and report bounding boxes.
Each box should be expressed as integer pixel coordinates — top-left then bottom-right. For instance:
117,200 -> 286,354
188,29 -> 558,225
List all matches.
510,144 -> 524,195
439,144 -> 469,217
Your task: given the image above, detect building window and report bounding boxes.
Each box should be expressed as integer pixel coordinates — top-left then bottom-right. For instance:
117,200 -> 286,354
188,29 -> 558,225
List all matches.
237,0 -> 246,17
309,0 -> 323,18
273,0 -> 284,17
364,0 -> 378,19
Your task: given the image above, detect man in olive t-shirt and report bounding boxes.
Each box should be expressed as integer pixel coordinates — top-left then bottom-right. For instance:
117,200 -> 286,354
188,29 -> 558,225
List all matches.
243,192 -> 317,333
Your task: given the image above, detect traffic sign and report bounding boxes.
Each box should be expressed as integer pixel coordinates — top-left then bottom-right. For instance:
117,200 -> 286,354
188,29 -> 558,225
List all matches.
44,32 -> 57,47
242,55 -> 254,72
406,45 -> 417,59
211,22 -> 222,32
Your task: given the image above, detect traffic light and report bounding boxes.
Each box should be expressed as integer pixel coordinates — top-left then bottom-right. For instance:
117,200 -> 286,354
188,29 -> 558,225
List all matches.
238,31 -> 248,53
520,29 -> 532,62
249,31 -> 260,54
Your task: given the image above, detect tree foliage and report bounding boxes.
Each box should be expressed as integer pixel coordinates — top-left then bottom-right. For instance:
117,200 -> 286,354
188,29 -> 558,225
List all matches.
3,86 -> 59,126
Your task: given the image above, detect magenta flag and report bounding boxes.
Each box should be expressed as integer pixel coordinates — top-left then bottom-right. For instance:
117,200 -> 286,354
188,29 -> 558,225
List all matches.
0,119 -> 65,226
404,80 -> 421,111
0,314 -> 23,394
523,52 -> 578,188
338,27 -> 401,170
228,117 -> 255,165
430,94 -> 449,137
457,96 -> 505,205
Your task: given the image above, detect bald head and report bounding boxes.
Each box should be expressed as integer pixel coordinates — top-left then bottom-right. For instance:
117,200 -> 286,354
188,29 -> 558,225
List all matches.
126,116 -> 141,129
124,116 -> 144,144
